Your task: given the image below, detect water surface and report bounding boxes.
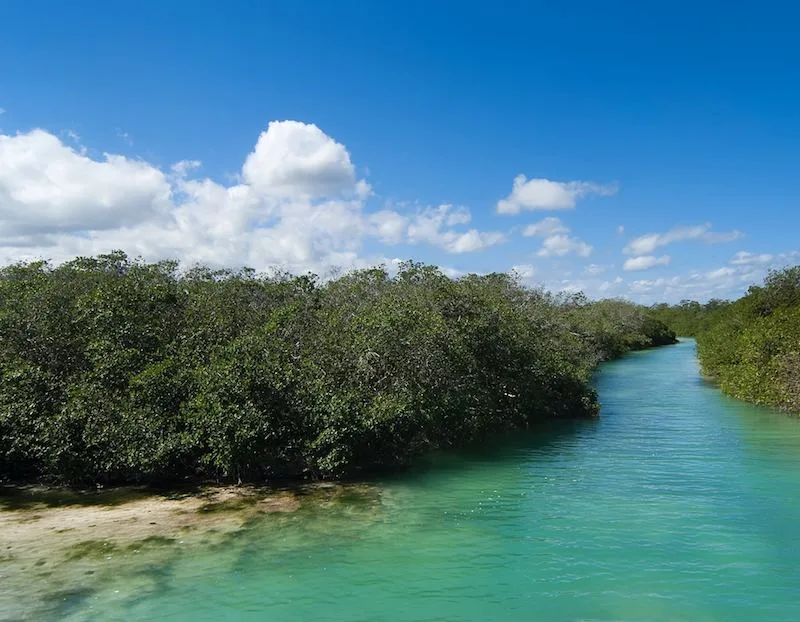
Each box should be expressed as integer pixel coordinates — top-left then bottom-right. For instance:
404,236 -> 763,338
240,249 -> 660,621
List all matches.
15,340 -> 800,620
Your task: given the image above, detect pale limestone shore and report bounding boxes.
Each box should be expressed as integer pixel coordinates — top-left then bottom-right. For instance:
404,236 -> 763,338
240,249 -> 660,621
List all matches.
0,483 -> 380,620
1,485 -> 300,555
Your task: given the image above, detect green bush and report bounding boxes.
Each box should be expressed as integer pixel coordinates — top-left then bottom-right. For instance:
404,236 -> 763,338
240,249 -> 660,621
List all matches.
694,268 -> 800,412
0,253 -> 676,485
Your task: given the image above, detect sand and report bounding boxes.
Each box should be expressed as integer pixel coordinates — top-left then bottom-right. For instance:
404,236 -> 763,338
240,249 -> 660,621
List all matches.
0,483 -> 369,620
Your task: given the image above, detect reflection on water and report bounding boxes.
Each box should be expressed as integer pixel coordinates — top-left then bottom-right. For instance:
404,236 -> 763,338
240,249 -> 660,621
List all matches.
4,340 -> 800,621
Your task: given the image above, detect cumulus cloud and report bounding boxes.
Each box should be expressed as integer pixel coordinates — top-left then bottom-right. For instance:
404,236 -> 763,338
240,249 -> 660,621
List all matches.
0,129 -> 173,236
242,120 -> 362,198
496,175 -> 617,214
171,159 -> 202,177
369,210 -> 408,244
624,223 -> 743,255
730,251 -> 773,265
522,217 -> 569,237
537,234 -> 592,258
406,204 -> 505,253
623,255 -> 671,271
0,121 -> 503,273
518,217 -> 592,258
448,229 -> 506,253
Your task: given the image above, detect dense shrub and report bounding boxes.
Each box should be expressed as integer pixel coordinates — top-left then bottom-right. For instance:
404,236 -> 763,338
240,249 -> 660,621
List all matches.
649,267 -> 800,413
0,253 -> 675,485
568,297 -> 677,361
647,299 -> 731,337
694,267 -> 800,413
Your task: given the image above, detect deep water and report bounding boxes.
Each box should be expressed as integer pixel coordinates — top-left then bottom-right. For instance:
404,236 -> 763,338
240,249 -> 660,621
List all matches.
13,339 -> 800,621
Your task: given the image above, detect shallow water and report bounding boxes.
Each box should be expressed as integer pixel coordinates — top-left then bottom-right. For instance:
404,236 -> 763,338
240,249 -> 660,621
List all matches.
9,339 -> 800,620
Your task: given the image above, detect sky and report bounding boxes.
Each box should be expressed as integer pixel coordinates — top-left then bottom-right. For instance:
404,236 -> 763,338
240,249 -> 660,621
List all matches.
1,1 -> 799,303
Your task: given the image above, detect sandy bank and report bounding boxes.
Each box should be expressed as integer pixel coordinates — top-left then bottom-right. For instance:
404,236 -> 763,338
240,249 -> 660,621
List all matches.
0,483 -> 380,620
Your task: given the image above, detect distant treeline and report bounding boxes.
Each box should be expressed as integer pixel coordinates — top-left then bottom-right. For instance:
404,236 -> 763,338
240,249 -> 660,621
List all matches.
648,266 -> 800,413
0,253 -> 675,485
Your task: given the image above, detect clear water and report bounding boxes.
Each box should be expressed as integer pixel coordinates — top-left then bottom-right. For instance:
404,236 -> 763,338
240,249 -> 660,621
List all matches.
29,340 -> 800,619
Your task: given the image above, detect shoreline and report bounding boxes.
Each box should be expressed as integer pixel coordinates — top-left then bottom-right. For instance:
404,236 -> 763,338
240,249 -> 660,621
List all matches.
0,482 -> 381,620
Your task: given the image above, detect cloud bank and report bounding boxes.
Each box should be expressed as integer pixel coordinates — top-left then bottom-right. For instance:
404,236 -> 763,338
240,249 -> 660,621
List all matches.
0,121 -> 502,273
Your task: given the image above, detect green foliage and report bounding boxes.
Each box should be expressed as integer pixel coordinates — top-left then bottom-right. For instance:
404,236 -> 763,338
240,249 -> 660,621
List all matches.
692,267 -> 800,413
0,253 -> 676,485
568,298 -> 678,361
647,299 -> 731,337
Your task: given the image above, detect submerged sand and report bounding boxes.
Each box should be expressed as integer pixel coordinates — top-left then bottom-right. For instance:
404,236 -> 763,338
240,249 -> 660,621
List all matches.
0,483 -> 382,620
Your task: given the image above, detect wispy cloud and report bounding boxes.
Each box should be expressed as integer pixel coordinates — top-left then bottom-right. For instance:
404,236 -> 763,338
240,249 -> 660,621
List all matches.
522,217 -> 569,237
116,128 -> 134,146
730,251 -> 773,265
585,263 -> 611,275
624,223 -> 742,255
623,255 -> 671,271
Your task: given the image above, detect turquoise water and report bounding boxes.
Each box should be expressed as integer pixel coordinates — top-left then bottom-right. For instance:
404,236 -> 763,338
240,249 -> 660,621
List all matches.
29,340 -> 800,619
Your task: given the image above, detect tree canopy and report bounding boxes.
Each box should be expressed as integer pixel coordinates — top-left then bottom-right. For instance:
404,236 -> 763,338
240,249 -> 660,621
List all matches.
0,253 -> 676,485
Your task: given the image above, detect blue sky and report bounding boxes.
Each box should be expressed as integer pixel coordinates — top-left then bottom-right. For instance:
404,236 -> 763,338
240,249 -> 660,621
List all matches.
1,0 -> 798,302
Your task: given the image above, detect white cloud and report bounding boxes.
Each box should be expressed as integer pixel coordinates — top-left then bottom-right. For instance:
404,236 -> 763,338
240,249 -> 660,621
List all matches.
355,179 -> 372,199
703,230 -> 743,244
624,223 -> 743,255
628,276 -> 681,294
0,129 -> 173,236
623,255 -> 671,271
440,265 -> 465,279
598,277 -> 623,292
558,281 -> 586,294
511,264 -> 536,279
705,266 -> 736,280
616,225 -> 625,235
242,120 -> 363,199
171,160 -> 202,177
622,261 -> 780,304
496,175 -> 617,214
730,251 -> 773,265
406,204 -> 505,253
369,203 -> 502,252
0,122 -> 506,274
0,108 -> 5,115
522,217 -> 568,237
584,263 -> 611,275
369,210 -> 408,244
537,234 -> 592,258
449,229 -> 505,253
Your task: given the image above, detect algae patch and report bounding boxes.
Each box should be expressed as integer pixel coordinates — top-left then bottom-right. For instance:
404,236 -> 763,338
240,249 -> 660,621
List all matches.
0,482 -> 385,620
66,540 -> 119,561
